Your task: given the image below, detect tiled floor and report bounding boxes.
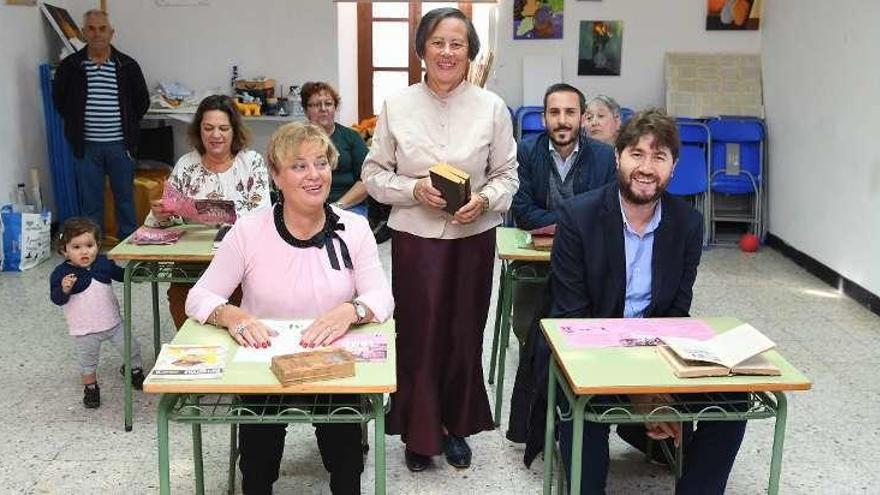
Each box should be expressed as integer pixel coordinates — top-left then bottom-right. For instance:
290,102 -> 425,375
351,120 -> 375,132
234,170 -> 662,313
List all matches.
1,242 -> 877,494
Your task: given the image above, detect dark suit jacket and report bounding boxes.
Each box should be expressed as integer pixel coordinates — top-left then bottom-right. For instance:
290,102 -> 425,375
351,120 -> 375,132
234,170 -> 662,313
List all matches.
511,132 -> 616,230
517,182 -> 704,465
549,182 -> 703,319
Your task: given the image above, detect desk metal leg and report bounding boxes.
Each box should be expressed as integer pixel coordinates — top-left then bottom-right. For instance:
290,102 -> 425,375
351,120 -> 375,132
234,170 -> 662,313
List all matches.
768,392 -> 788,495
193,423 -> 205,495
493,265 -> 513,426
151,281 -> 161,358
489,262 -> 508,385
543,361 -> 558,494
568,397 -> 587,495
158,394 -> 175,495
371,394 -> 387,495
227,424 -> 238,495
123,264 -> 133,432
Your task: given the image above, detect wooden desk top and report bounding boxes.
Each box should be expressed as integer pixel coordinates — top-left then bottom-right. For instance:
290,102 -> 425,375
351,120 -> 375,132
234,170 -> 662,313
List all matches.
541,317 -> 812,395
144,319 -> 397,395
496,227 -> 552,262
108,224 -> 217,262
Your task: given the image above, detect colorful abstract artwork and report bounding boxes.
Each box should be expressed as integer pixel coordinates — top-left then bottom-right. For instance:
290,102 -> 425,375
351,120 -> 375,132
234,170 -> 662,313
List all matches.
577,20 -> 623,76
706,0 -> 762,30
513,0 -> 564,40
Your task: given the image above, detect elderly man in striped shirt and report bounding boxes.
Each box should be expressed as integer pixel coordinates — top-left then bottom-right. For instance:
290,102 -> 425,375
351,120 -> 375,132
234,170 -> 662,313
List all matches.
53,9 -> 149,241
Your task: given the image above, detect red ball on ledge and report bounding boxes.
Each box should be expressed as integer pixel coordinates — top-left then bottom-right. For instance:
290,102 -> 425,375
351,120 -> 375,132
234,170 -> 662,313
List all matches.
739,233 -> 760,252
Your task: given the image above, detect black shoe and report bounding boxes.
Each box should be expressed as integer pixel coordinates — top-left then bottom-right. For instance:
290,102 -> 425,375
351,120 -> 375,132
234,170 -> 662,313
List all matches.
404,449 -> 431,472
443,435 -> 472,469
120,366 -> 146,391
83,383 -> 101,408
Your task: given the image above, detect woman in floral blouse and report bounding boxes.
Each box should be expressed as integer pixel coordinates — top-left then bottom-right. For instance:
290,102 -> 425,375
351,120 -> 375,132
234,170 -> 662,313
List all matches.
146,94 -> 271,328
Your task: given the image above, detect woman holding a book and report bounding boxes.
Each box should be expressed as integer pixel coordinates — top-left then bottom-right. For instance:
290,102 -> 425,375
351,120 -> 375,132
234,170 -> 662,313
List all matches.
186,122 -> 393,494
145,94 -> 271,328
361,7 -> 518,472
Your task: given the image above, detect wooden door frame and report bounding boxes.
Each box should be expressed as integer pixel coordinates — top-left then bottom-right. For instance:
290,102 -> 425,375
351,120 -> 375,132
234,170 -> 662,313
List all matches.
356,1 -> 473,121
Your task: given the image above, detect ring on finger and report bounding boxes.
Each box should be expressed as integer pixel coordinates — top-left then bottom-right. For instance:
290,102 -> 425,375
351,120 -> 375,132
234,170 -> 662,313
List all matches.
234,322 -> 248,337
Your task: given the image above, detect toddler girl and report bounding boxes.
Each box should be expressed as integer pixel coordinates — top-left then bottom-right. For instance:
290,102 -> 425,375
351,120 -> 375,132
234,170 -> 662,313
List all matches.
49,217 -> 145,408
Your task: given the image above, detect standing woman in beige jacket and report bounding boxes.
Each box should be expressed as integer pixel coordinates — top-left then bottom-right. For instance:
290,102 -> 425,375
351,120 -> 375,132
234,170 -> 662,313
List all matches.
361,7 -> 518,473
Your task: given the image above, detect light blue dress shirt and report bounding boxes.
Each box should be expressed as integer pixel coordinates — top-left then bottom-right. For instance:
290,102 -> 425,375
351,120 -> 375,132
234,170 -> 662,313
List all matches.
619,192 -> 663,318
548,138 -> 580,181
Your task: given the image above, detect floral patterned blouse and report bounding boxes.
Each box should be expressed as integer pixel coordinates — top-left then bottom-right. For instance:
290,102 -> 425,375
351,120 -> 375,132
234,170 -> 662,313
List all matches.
145,149 -> 271,226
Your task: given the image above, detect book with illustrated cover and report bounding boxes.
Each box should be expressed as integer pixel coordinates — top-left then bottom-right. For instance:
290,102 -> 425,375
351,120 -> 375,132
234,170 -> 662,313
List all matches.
150,344 -> 226,380
658,324 -> 780,378
429,163 -> 471,215
194,199 -> 237,225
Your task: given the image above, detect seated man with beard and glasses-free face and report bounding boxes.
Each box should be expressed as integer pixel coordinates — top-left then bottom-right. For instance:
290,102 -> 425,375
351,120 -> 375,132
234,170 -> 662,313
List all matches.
548,109 -> 747,495
506,83 -> 615,442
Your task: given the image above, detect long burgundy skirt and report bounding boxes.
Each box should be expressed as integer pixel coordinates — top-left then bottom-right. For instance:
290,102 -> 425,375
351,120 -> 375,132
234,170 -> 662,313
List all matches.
386,228 -> 496,456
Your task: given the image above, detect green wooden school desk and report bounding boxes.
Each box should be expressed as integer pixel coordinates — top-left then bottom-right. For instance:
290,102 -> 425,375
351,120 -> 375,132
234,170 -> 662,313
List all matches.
490,227 -> 551,425
108,224 -> 218,431
144,319 -> 397,495
540,317 -> 811,495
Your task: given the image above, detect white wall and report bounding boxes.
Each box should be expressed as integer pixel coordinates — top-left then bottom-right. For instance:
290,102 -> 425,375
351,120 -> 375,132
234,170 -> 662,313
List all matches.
106,1 -> 338,157
0,1 -> 89,213
762,0 -> 880,295
488,0 -> 761,109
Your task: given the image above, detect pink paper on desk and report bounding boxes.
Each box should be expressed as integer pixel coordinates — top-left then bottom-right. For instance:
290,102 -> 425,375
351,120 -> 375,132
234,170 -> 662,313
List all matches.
129,226 -> 185,245
332,332 -> 388,362
559,318 -> 716,348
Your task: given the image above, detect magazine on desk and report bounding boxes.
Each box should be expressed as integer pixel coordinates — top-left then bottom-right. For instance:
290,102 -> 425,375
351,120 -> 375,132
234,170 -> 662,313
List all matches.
658,323 -> 780,378
150,344 -> 226,380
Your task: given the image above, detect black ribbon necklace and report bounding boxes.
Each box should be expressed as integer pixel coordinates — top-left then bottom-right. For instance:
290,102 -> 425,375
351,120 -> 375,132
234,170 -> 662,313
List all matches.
273,202 -> 353,270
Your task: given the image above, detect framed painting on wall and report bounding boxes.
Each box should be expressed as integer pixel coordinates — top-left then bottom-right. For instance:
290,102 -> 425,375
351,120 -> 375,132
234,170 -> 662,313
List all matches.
514,0 -> 564,40
40,3 -> 85,54
706,0 -> 762,30
577,20 -> 623,76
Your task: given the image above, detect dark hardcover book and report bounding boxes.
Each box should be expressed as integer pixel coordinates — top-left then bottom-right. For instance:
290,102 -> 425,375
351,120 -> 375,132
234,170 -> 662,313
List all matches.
429,163 -> 471,216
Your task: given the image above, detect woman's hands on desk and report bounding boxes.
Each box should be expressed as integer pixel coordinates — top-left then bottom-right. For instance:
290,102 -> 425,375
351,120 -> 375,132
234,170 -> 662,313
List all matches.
217,304 -> 278,348
300,303 -> 360,348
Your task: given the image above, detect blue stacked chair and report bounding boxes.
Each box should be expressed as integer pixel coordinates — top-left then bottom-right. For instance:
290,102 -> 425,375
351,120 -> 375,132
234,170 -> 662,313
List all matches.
669,119 -> 711,246
619,106 -> 635,124
706,117 -> 766,243
514,106 -> 544,142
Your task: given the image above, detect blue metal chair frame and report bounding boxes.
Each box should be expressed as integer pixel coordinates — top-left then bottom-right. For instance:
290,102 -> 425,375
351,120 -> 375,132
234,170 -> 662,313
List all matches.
706,117 -> 767,244
515,105 -> 545,142
670,119 -> 712,246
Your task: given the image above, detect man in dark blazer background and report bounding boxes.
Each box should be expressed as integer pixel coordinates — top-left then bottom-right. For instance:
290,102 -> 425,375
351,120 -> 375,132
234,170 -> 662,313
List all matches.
546,109 -> 747,494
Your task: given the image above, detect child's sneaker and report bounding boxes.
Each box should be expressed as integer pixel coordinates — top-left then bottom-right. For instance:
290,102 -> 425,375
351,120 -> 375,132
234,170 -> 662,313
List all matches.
120,366 -> 146,390
83,383 -> 100,408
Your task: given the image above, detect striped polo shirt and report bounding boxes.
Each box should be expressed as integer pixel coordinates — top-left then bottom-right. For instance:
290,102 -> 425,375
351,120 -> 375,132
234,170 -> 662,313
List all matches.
83,59 -> 124,143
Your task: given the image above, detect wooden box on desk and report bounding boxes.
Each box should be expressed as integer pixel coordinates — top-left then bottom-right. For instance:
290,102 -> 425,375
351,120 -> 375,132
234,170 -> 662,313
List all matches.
271,348 -> 356,386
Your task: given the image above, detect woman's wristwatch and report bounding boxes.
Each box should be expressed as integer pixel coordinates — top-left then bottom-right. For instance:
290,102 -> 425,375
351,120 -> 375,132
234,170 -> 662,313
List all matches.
350,299 -> 367,324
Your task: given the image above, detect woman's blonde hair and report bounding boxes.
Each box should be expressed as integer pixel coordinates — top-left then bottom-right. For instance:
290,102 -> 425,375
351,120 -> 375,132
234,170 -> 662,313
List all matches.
266,122 -> 339,173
